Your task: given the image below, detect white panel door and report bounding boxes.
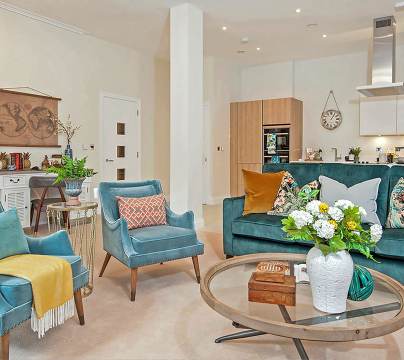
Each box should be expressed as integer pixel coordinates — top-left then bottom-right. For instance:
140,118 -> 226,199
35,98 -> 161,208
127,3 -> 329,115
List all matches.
360,96 -> 397,136
396,96 -> 404,135
101,94 -> 141,181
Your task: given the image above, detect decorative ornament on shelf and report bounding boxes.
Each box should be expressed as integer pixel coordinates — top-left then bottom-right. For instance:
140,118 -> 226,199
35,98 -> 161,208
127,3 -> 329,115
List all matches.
282,199 -> 382,313
0,152 -> 8,170
22,152 -> 31,169
47,156 -> 95,206
321,90 -> 342,130
55,115 -> 80,159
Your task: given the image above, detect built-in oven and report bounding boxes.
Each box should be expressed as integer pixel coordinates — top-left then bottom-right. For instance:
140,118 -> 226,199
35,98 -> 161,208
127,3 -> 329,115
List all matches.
263,127 -> 290,164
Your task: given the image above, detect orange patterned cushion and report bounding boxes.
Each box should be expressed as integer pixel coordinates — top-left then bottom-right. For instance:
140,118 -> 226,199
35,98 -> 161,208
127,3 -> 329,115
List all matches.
116,194 -> 167,229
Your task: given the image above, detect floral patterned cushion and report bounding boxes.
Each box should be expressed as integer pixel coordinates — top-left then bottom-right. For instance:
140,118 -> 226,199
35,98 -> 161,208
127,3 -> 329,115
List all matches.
386,177 -> 404,228
271,171 -> 319,215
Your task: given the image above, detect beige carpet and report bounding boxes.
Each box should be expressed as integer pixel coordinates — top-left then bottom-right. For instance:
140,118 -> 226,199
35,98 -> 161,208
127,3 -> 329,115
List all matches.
12,205 -> 404,359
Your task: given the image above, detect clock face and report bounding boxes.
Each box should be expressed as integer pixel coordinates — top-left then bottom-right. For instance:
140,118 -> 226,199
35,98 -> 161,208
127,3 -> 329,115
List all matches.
321,109 -> 342,130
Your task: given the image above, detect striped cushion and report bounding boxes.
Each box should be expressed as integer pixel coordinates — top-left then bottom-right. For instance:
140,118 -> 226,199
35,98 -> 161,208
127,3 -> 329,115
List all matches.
117,194 -> 167,229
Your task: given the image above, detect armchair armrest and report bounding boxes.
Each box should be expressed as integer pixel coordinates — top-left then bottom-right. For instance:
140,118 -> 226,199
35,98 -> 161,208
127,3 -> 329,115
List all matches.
223,196 -> 245,256
165,206 -> 195,230
26,230 -> 74,256
101,211 -> 137,265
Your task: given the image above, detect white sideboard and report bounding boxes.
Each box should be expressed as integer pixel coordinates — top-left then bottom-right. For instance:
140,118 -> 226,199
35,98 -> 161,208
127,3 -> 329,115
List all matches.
0,171 -> 92,228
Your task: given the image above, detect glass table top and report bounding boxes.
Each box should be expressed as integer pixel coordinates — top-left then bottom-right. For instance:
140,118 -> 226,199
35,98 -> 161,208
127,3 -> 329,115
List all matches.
201,255 -> 404,341
210,261 -> 400,329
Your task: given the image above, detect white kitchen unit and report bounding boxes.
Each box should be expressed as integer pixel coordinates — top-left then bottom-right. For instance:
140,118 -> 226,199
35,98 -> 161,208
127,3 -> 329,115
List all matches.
359,96 -> 397,136
0,171 -> 92,228
395,96 -> 404,135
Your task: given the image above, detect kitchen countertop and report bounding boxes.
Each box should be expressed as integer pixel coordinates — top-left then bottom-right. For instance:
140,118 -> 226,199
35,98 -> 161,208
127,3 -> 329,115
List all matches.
291,161 -> 404,166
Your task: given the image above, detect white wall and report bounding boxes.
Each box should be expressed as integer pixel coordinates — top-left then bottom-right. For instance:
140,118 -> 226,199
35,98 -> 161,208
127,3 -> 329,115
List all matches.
240,51 -> 404,162
204,57 -> 241,203
0,10 -> 161,183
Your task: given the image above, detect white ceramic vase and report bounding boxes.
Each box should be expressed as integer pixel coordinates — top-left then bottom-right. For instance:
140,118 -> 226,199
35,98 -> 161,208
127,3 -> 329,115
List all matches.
306,247 -> 354,314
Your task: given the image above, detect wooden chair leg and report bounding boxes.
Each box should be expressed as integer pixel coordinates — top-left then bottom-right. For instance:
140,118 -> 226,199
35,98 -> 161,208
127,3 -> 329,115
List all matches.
192,256 -> 201,284
1,332 -> 9,360
73,290 -> 85,325
30,204 -> 34,226
99,253 -> 111,277
130,268 -> 138,302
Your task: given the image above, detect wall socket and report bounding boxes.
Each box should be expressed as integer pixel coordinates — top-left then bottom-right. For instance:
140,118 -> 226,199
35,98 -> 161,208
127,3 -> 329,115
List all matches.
217,146 -> 224,152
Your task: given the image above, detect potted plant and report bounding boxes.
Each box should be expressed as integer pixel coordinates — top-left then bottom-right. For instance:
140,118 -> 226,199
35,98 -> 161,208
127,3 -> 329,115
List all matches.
349,147 -> 361,163
47,156 -> 95,206
282,200 -> 382,313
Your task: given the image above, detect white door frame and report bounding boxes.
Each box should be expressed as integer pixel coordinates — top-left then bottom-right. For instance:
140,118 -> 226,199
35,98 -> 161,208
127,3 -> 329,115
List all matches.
99,92 -> 141,182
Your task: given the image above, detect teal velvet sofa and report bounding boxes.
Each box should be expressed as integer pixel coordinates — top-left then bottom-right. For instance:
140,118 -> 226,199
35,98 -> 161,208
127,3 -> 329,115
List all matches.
223,163 -> 404,283
0,203 -> 88,360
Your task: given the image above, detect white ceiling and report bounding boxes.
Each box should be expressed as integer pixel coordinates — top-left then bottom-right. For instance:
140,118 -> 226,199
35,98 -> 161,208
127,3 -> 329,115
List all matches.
3,0 -> 404,64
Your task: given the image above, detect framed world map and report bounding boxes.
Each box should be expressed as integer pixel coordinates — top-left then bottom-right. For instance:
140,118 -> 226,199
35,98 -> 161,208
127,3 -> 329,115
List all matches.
0,89 -> 61,147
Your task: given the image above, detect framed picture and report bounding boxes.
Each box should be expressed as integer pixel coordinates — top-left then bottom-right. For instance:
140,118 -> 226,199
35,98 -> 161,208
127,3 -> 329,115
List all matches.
0,89 -> 61,147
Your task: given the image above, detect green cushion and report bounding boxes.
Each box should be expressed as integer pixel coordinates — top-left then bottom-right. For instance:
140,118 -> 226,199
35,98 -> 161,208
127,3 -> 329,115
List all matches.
0,209 -> 29,260
374,229 -> 404,260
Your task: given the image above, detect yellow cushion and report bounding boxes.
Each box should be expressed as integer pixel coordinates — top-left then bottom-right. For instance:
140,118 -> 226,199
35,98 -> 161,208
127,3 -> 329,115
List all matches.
242,169 -> 284,215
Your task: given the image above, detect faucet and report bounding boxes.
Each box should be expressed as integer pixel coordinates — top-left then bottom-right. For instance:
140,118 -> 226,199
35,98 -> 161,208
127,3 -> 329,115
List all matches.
331,148 -> 341,162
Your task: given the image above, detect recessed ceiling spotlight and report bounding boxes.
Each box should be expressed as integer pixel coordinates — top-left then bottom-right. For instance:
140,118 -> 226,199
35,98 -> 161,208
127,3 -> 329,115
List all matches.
256,47 -> 261,51
322,34 -> 327,38
296,8 -> 301,13
306,23 -> 318,29
222,25 -> 227,31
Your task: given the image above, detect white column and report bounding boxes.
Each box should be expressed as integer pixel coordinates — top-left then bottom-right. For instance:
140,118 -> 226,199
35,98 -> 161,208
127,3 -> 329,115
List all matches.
170,3 -> 204,225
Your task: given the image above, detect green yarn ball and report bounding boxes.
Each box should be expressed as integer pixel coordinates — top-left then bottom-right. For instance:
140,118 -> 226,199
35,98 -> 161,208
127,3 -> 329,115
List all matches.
348,265 -> 374,301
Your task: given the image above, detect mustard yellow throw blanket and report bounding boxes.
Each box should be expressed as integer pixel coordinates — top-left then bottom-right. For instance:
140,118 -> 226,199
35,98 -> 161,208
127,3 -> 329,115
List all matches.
0,254 -> 74,338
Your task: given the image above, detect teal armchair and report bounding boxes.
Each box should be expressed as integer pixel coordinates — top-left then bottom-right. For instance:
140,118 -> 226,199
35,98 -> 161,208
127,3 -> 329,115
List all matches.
98,180 -> 204,301
0,203 -> 88,360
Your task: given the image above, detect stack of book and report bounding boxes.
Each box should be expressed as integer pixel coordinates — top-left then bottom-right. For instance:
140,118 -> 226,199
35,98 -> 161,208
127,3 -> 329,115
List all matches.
248,261 -> 296,306
9,153 -> 23,170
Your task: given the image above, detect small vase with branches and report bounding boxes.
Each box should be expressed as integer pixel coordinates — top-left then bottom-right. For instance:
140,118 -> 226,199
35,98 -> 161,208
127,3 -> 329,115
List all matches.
56,115 -> 80,158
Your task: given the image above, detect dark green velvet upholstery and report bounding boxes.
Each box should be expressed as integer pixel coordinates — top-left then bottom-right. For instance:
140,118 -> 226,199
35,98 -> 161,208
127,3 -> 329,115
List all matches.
224,164 -> 404,284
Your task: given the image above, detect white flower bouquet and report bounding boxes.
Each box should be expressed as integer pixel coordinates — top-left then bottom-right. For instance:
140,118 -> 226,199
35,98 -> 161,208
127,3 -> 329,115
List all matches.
281,199 -> 382,259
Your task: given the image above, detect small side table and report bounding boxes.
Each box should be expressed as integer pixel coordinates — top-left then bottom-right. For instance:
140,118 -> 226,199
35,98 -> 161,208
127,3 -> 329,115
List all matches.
47,201 -> 98,297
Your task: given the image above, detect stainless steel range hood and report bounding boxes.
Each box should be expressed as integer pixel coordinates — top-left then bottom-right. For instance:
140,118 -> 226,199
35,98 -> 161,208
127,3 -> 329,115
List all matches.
357,16 -> 404,97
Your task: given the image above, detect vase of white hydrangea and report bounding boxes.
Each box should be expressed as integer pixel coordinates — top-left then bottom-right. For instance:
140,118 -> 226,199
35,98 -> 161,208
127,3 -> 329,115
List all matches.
282,199 -> 383,313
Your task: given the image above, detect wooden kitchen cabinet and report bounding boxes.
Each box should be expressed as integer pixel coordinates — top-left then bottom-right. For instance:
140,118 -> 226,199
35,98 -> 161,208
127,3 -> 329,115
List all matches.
263,98 -> 301,125
230,97 -> 302,197
237,100 -> 262,163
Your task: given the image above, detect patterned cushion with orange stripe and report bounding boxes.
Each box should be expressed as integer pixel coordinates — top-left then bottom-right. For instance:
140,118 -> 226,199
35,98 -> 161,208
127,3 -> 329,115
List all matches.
116,194 -> 167,229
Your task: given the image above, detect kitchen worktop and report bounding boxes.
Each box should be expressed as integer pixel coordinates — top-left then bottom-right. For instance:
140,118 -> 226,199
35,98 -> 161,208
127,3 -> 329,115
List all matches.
291,161 -> 404,166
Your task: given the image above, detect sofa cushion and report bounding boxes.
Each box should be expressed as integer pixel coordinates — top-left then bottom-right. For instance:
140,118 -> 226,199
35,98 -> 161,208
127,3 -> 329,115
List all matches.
386,177 -> 404,228
0,255 -> 81,307
374,229 -> 404,260
129,225 -> 198,254
319,175 -> 381,224
0,209 -> 29,260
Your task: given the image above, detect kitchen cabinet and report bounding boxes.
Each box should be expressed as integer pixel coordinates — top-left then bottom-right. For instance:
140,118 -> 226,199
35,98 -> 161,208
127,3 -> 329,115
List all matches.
263,98 -> 300,125
396,97 -> 404,135
360,96 -> 398,136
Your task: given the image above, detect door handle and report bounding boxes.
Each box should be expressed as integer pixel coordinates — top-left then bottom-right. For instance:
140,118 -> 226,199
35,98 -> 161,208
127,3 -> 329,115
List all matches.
105,159 -> 114,162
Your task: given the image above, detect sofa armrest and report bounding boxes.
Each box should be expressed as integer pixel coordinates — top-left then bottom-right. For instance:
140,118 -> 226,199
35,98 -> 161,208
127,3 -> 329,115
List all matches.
101,212 -> 137,265
223,196 -> 245,256
26,230 -> 74,256
166,206 -> 195,230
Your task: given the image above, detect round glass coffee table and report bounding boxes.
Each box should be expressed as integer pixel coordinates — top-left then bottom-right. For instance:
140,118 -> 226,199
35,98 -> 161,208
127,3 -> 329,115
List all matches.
200,253 -> 404,360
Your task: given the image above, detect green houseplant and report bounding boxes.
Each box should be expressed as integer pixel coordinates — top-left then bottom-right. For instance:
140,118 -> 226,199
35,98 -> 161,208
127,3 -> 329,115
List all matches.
349,147 -> 362,163
47,156 -> 95,206
281,199 -> 382,313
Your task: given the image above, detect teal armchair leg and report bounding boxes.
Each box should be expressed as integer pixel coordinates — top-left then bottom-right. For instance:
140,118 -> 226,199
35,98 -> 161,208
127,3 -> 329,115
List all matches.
73,290 -> 85,325
131,268 -> 138,302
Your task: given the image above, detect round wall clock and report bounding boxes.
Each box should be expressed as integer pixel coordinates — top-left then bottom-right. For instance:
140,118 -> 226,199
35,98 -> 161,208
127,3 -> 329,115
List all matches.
321,90 -> 342,130
321,109 -> 342,130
